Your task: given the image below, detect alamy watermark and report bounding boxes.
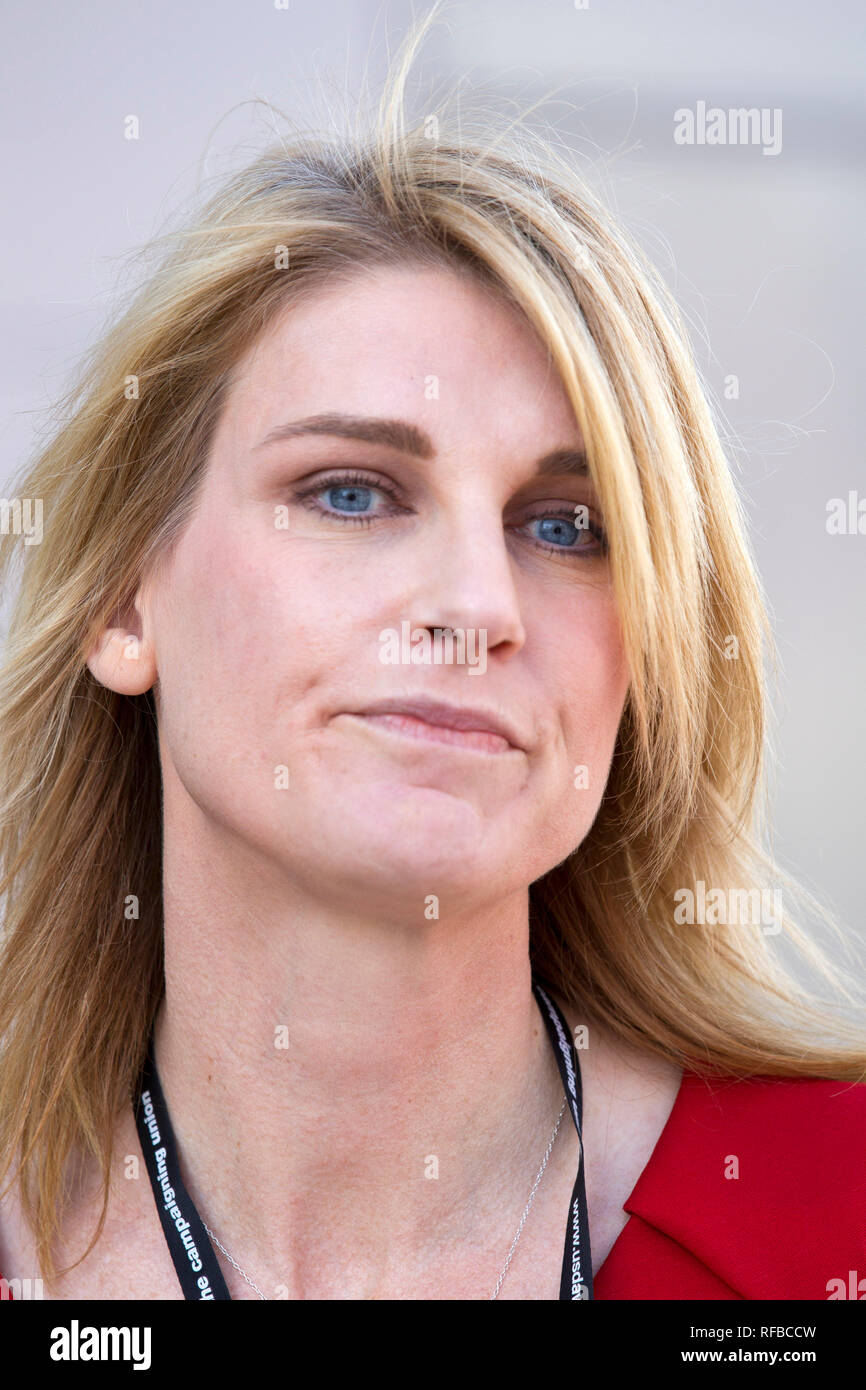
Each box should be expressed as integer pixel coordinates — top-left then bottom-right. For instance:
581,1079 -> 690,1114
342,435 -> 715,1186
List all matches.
674,101 -> 782,156
0,496 -> 43,545
0,1275 -> 44,1299
826,491 -> 865,534
379,622 -> 487,675
674,881 -> 782,934
49,1321 -> 151,1370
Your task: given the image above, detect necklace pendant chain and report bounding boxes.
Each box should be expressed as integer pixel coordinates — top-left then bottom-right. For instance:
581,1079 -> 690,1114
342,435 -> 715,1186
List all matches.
204,1092 -> 568,1302
203,1224 -> 269,1301
489,1094 -> 567,1299
137,984 -> 588,1301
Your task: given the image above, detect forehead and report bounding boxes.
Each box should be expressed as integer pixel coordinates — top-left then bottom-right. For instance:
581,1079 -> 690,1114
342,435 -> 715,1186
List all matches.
220,264 -> 581,451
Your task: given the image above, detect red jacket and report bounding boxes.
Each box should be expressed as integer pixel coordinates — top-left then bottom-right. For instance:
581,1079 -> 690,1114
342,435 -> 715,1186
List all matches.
594,1072 -> 866,1299
2,1073 -> 864,1300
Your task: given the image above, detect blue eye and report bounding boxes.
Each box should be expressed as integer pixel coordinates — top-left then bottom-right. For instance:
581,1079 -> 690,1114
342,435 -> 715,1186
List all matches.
293,473 -> 607,557
293,471 -> 403,526
324,483 -> 375,513
526,513 -> 606,555
534,516 -> 580,547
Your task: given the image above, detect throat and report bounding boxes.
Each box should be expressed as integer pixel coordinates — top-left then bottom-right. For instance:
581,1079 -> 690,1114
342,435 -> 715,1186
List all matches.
135,976 -> 583,1299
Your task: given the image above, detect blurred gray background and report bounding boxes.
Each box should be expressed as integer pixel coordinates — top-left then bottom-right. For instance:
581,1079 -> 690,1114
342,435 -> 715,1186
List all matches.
0,0 -> 863,942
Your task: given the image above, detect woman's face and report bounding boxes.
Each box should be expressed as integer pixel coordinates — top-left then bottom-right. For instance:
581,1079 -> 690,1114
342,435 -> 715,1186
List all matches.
129,265 -> 630,914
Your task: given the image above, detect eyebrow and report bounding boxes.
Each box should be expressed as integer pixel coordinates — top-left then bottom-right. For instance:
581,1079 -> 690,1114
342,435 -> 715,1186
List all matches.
254,412 -> 588,478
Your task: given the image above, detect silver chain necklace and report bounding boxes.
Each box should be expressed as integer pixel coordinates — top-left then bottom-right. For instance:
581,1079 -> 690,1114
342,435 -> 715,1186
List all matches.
203,1093 -> 568,1301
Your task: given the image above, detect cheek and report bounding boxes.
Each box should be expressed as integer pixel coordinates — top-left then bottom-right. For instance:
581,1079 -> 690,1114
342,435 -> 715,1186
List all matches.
549,591 -> 629,769
516,596 -> 628,877
150,524 -> 279,755
153,518 -> 369,760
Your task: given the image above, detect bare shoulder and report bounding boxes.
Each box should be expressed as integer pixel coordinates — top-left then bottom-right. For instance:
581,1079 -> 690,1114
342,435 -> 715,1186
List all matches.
0,1107 -> 181,1300
0,1165 -> 39,1296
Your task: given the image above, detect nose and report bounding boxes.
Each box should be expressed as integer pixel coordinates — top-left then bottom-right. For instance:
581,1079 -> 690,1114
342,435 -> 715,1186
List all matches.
402,501 -> 527,657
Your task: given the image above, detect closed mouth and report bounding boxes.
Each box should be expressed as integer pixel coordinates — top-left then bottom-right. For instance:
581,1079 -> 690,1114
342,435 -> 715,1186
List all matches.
341,698 -> 526,754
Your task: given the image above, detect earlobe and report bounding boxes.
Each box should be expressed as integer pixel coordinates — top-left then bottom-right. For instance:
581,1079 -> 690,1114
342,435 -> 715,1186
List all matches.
85,574 -> 161,694
84,624 -> 157,696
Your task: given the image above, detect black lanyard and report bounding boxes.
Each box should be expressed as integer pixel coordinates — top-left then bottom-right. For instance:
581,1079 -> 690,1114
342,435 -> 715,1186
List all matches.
134,979 -> 593,1300
532,981 -> 594,1299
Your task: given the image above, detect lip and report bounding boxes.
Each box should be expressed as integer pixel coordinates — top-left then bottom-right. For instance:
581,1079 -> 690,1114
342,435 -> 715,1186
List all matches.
342,697 -> 527,753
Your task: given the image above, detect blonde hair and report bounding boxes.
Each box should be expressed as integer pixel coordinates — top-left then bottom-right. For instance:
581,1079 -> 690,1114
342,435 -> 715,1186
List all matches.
1,3 -> 863,1285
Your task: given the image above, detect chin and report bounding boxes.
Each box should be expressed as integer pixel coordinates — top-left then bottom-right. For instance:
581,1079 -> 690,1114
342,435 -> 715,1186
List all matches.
298,784 -> 517,908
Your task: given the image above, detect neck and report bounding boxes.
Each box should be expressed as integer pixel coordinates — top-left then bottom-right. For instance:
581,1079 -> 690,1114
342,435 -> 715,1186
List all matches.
152,816 -> 568,1299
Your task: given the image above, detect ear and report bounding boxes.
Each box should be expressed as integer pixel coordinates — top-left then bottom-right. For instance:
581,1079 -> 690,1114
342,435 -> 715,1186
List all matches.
84,588 -> 157,696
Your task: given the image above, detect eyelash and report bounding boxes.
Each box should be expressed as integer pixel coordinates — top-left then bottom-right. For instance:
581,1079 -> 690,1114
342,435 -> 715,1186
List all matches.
293,470 -> 608,557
